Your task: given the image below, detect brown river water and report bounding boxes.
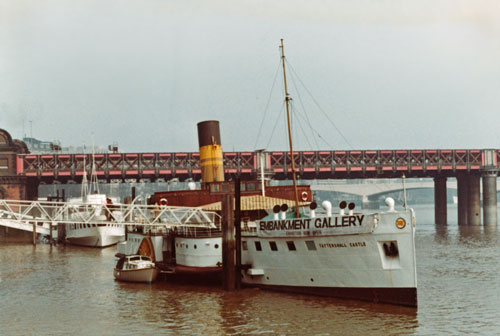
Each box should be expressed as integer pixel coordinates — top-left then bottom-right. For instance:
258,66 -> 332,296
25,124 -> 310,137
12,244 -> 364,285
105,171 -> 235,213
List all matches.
1,205 -> 500,335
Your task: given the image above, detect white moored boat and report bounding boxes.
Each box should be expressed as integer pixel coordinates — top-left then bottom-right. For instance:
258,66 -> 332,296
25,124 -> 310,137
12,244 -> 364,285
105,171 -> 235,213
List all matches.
241,199 -> 417,307
114,254 -> 158,283
65,194 -> 124,247
65,152 -> 124,247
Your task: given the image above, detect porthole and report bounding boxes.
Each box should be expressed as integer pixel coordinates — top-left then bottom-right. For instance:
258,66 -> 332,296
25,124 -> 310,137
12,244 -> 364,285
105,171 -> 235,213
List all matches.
214,244 -> 219,249
194,244 -> 197,249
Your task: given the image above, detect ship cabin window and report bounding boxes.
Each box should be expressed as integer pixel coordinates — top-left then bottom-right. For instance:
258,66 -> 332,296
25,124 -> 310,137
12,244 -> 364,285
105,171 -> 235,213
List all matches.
286,241 -> 296,251
305,240 -> 317,251
240,183 -> 246,192
255,241 -> 262,251
269,241 -> 278,251
242,241 -> 248,251
210,184 -> 220,193
221,184 -> 230,193
247,183 -> 256,191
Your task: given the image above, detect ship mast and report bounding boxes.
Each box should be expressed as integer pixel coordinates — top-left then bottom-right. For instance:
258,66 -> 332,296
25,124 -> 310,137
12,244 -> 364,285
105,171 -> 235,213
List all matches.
280,39 -> 300,218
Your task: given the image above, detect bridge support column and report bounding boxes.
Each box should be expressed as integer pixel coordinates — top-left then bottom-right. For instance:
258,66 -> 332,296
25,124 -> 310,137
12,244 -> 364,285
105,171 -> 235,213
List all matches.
457,174 -> 469,225
482,171 -> 498,226
434,177 -> 447,225
468,174 -> 481,225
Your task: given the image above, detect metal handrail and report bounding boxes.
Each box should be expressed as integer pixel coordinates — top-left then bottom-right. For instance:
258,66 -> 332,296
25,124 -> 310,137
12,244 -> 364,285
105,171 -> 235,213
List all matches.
0,199 -> 221,229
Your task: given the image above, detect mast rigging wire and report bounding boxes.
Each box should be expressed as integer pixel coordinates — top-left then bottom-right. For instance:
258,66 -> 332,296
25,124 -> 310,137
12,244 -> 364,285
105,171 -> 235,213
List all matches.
286,60 -> 354,149
253,58 -> 283,150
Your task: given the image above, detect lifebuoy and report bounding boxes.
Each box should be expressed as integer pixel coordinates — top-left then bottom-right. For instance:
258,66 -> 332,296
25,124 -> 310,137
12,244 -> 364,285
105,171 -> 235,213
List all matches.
301,191 -> 308,201
160,198 -> 168,207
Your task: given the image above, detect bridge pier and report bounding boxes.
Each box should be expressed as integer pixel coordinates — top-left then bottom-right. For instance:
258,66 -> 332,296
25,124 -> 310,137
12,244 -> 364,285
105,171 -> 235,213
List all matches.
434,177 -> 447,225
482,170 -> 498,226
467,174 -> 481,225
457,174 -> 469,225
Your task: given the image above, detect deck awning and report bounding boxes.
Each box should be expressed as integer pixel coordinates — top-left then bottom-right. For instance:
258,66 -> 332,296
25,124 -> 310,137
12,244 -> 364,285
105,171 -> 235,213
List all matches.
200,194 -> 310,211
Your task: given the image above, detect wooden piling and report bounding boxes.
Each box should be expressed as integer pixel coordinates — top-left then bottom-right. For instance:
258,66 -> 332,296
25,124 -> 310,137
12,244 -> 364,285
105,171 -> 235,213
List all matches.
235,177 -> 242,289
32,221 -> 36,245
221,194 -> 235,291
49,221 -> 53,246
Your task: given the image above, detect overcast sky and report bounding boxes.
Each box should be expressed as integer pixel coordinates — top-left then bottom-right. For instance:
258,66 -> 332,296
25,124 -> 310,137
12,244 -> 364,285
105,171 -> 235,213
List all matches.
2,1 -> 500,153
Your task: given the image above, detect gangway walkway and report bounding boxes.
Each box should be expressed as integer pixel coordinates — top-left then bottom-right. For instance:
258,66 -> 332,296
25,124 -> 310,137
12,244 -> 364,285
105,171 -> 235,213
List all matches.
0,199 -> 221,238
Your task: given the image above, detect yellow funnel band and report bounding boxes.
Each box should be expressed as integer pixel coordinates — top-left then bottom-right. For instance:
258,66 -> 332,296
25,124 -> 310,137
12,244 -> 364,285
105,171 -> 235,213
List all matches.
199,144 -> 224,182
200,145 -> 223,166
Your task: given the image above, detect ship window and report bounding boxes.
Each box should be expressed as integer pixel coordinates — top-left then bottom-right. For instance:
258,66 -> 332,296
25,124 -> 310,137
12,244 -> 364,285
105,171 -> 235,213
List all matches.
194,244 -> 197,249
255,241 -> 262,251
286,241 -> 296,251
214,244 -> 219,249
247,183 -> 256,191
240,183 -> 246,192
305,240 -> 317,251
210,184 -> 220,193
269,241 -> 278,251
242,241 -> 248,251
221,184 -> 229,192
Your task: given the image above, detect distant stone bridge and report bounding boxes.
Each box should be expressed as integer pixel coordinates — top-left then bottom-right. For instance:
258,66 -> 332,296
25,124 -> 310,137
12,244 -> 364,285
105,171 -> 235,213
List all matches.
310,180 -> 458,198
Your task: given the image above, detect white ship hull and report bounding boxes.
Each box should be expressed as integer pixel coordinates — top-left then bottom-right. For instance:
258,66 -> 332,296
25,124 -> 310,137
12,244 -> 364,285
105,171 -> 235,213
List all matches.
66,224 -> 124,247
175,236 -> 222,271
241,210 -> 417,307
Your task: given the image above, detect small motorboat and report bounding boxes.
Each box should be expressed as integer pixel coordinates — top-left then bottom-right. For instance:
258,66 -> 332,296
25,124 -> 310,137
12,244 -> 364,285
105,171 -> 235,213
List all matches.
113,253 -> 158,283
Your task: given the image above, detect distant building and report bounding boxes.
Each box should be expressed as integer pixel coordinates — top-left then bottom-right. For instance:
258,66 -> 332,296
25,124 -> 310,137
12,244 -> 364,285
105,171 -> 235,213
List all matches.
22,137 -> 53,153
22,137 -> 114,154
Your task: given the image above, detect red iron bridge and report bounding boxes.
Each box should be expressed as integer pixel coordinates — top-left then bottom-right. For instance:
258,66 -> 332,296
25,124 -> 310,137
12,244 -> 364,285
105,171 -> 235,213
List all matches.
16,149 -> 499,182
8,148 -> 500,226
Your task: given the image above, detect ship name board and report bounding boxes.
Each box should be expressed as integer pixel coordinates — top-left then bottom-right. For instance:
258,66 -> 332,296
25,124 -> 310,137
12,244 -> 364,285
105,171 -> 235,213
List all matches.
257,215 -> 374,237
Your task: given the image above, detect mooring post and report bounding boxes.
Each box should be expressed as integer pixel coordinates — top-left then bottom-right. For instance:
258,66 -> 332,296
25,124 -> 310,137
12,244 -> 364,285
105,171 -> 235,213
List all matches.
32,221 -> 36,246
235,177 -> 242,289
434,176 -> 447,225
468,174 -> 481,225
49,221 -> 53,246
221,194 -> 235,291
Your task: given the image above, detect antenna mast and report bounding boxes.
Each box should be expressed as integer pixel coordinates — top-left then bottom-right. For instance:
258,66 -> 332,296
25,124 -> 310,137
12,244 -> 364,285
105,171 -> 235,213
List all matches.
280,39 -> 300,218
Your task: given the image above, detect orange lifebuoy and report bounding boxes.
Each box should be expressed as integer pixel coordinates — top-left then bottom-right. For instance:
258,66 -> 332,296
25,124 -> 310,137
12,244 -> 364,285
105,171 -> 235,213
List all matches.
301,191 -> 308,201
